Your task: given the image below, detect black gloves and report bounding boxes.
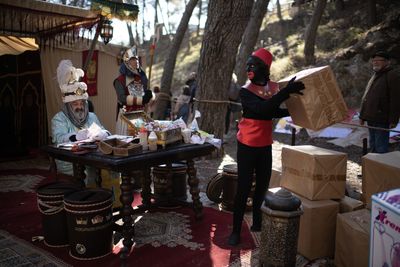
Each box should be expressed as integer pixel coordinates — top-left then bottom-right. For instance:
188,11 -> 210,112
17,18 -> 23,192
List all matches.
281,76 -> 305,96
69,135 -> 77,142
142,90 -> 153,104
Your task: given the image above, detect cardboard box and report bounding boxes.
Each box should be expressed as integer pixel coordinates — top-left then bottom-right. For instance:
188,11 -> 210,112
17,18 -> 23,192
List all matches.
370,189 -> 400,267
335,195 -> 365,213
334,209 -> 370,267
281,145 -> 347,200
296,195 -> 339,260
269,168 -> 281,188
362,151 -> 400,207
278,65 -> 348,131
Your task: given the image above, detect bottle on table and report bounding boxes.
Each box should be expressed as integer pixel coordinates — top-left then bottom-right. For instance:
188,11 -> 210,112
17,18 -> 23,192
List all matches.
139,127 -> 148,151
148,131 -> 158,151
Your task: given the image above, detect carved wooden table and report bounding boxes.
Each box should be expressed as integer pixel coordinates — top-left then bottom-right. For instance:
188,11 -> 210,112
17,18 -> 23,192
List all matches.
42,143 -> 215,265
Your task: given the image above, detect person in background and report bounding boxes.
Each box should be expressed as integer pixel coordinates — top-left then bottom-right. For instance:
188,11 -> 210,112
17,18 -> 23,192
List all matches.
185,71 -> 197,103
359,51 -> 400,153
113,46 -> 153,134
173,85 -> 191,123
148,85 -> 160,118
228,48 -> 305,246
185,72 -> 197,122
225,73 -> 242,134
51,60 -> 110,183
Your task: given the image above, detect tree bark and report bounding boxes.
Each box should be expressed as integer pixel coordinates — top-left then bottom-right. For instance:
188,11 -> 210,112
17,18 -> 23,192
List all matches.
152,0 -> 199,120
304,0 -> 326,65
197,0 -> 203,37
126,22 -> 135,46
367,0 -> 377,26
197,0 -> 253,139
234,0 -> 269,86
276,0 -> 282,21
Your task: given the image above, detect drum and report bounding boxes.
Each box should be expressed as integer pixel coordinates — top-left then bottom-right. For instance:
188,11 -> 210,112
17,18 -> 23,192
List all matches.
152,163 -> 187,206
64,189 -> 113,260
206,173 -> 223,204
36,182 -> 83,247
221,164 -> 255,212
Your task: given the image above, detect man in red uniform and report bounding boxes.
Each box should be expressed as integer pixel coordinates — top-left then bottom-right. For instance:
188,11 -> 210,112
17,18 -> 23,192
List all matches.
228,48 -> 305,246
113,46 -> 153,134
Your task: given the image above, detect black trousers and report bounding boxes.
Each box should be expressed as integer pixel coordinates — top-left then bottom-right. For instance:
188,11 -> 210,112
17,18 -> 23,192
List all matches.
232,141 -> 272,233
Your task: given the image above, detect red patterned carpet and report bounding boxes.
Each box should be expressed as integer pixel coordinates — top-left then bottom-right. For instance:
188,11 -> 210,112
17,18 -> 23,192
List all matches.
0,168 -> 256,267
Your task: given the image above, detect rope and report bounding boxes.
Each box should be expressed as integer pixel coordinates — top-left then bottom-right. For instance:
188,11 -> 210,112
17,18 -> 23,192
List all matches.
64,198 -> 111,208
64,202 -> 113,214
155,92 -> 242,106
37,199 -> 64,215
338,122 -> 400,134
193,98 -> 240,106
69,250 -> 112,261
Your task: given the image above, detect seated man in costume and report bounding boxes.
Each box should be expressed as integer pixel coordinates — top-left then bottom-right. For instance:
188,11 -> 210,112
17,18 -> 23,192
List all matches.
113,46 -> 153,135
51,60 -> 110,184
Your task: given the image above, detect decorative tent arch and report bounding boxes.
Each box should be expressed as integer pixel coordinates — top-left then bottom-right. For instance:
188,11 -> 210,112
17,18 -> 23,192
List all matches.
0,0 -> 139,155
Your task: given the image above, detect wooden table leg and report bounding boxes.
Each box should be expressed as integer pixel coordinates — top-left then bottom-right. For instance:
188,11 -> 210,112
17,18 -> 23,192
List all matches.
141,168 -> 152,207
95,168 -> 102,188
73,163 -> 86,187
120,171 -> 134,263
186,159 -> 203,220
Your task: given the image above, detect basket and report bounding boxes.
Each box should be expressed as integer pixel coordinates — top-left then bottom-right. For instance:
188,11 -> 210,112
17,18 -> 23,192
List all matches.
99,138 -> 142,156
120,110 -> 152,137
121,110 -> 182,147
155,127 -> 182,147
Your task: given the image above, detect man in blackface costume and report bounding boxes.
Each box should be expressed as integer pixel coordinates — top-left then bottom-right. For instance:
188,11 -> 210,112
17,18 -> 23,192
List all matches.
113,46 -> 153,135
228,48 -> 306,246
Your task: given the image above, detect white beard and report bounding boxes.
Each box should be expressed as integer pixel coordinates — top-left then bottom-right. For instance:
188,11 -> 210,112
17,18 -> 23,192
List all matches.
72,108 -> 86,121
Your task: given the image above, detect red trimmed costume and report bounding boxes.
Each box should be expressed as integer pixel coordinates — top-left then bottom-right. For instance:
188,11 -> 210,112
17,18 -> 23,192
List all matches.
113,46 -> 152,135
229,48 -> 305,246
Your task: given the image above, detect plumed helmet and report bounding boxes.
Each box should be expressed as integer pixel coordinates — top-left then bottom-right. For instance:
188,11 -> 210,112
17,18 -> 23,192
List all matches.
252,48 -> 273,68
56,59 -> 88,103
123,46 -> 140,72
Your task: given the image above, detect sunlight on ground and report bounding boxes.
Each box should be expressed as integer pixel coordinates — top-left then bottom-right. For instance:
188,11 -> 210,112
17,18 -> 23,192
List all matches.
218,154 -> 236,172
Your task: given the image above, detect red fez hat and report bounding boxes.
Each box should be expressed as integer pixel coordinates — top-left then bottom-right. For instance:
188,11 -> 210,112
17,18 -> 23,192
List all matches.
252,48 -> 273,68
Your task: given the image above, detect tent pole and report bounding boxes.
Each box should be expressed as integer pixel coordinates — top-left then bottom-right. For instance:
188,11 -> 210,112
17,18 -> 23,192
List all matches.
82,15 -> 104,73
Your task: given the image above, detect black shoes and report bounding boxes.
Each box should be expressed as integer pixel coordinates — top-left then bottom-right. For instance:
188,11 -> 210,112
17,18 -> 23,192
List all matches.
250,225 -> 261,232
228,232 -> 241,246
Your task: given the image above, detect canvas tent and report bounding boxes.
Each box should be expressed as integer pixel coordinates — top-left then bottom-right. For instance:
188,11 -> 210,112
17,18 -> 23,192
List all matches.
0,0 -> 128,155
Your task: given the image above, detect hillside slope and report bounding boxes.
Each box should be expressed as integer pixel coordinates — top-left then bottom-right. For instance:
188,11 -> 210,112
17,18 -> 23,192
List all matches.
145,0 -> 400,108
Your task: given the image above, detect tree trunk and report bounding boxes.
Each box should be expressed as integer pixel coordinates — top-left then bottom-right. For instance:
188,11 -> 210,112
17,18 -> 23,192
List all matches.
152,0 -> 199,120
154,0 -> 159,29
304,0 -> 326,65
234,0 -> 269,86
126,22 -> 135,46
197,0 -> 253,139
276,0 -> 282,21
142,1 -> 146,43
367,0 -> 377,26
335,0 -> 345,11
197,0 -> 203,37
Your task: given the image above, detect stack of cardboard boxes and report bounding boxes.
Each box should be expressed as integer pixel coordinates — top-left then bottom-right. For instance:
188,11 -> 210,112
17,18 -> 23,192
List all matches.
280,145 -> 346,260
269,65 -> 400,266
277,144 -> 370,266
275,65 -> 369,265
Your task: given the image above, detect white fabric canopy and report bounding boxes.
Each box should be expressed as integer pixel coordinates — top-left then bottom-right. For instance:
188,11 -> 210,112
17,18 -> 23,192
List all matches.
0,36 -> 38,56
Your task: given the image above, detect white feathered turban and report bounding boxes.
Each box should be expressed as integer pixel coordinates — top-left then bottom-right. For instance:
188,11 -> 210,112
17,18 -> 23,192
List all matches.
57,60 -> 88,103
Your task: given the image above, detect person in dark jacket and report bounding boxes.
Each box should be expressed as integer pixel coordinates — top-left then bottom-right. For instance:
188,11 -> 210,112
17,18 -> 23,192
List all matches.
228,48 -> 305,246
359,51 -> 400,153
